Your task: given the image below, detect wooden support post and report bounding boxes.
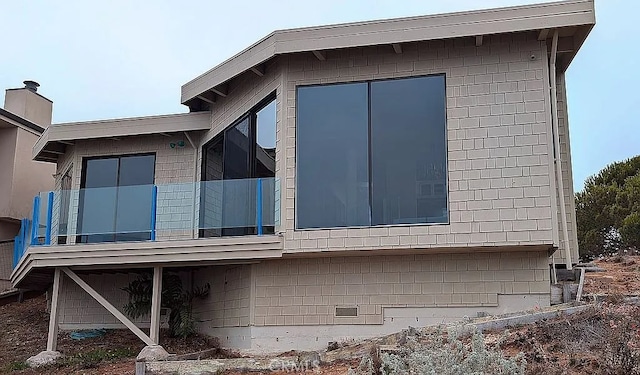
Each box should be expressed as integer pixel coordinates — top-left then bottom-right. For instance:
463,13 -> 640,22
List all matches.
150,266 -> 163,344
61,268 -> 155,346
47,268 -> 62,351
576,267 -> 586,302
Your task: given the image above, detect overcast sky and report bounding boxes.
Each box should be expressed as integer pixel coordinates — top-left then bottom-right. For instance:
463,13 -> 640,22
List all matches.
0,0 -> 636,191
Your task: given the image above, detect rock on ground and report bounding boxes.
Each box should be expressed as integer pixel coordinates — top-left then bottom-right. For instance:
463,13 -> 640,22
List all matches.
137,345 -> 170,362
26,350 -> 62,367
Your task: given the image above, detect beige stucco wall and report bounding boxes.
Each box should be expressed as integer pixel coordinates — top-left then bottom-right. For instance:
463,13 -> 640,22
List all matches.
279,33 -> 556,254
11,129 -> 55,218
0,126 -> 55,228
4,88 -> 53,127
0,127 -> 18,223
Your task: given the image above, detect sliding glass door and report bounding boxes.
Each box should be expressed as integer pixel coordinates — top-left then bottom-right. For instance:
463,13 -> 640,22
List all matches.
77,154 -> 155,243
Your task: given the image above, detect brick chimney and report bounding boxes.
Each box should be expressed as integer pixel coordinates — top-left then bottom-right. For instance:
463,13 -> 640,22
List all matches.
4,80 -> 53,128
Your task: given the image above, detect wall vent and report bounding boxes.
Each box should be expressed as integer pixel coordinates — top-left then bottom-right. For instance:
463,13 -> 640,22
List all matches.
335,307 -> 358,317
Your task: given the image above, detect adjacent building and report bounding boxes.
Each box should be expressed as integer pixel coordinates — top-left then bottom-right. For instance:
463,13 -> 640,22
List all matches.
0,82 -> 55,292
14,0 -> 594,355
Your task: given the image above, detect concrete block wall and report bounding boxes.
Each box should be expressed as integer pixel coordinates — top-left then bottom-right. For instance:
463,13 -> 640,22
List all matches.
0,241 -> 13,291
58,272 -> 151,329
251,251 -> 550,327
193,264 -> 252,330
280,32 -> 557,254
51,134 -> 199,243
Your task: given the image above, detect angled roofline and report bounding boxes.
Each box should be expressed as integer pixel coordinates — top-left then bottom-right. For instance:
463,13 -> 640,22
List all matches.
181,0 -> 595,104
0,108 -> 45,134
33,112 -> 211,162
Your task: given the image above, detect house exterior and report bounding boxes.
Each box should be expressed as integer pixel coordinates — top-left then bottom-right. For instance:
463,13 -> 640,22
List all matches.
0,82 -> 55,292
13,0 -> 594,355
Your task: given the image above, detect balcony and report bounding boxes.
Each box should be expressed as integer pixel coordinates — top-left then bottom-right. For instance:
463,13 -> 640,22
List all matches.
12,178 -> 282,288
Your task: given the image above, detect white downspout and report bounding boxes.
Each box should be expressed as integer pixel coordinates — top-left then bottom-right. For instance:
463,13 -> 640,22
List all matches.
184,131 -> 198,240
549,30 -> 573,270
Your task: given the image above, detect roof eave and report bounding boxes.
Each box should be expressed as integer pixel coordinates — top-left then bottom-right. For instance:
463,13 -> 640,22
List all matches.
33,112 -> 212,162
180,0 -> 595,104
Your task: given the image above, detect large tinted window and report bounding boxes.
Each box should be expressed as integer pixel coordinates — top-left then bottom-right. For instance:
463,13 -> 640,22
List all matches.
296,83 -> 370,229
200,95 -> 276,237
296,75 -> 447,229
371,76 -> 447,225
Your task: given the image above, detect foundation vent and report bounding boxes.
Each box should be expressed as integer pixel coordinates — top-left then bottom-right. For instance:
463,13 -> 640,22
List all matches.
335,307 -> 358,317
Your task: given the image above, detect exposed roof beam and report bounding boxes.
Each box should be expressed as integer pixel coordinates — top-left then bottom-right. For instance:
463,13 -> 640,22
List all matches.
38,154 -> 58,162
250,64 -> 265,77
197,90 -> 216,104
45,142 -> 66,155
392,43 -> 402,54
58,140 -> 74,145
210,85 -> 228,97
159,133 -> 171,137
312,50 -> 326,61
538,28 -> 550,41
475,35 -> 483,47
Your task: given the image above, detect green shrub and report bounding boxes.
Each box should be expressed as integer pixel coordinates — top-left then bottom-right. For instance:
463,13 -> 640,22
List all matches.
123,271 -> 209,338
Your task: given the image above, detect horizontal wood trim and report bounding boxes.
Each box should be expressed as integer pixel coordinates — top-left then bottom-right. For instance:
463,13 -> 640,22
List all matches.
11,236 -> 283,287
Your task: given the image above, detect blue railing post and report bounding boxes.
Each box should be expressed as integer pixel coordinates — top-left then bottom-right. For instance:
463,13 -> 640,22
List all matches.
13,218 -> 27,268
150,185 -> 158,241
44,191 -> 54,245
31,195 -> 40,246
256,178 -> 263,236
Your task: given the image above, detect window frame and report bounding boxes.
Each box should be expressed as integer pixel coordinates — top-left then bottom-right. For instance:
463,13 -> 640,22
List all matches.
294,73 -> 449,231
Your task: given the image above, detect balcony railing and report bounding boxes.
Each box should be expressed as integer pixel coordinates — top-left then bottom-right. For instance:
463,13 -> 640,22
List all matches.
13,178 -> 280,266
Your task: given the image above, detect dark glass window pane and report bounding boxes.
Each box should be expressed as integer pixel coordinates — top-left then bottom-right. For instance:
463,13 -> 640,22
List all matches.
84,158 -> 118,188
370,75 -> 447,225
256,99 -> 276,178
224,118 -> 251,180
296,83 -> 370,229
200,137 -> 224,237
256,99 -> 276,235
118,154 -> 155,186
115,155 -> 155,241
223,118 -> 253,235
79,158 -> 118,243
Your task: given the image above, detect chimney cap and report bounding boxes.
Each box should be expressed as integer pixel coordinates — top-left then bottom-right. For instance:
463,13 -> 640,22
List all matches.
23,80 -> 40,92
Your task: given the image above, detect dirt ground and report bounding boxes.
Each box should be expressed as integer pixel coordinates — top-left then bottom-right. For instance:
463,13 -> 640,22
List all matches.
1,256 -> 639,374
0,295 -> 219,374
583,255 -> 640,296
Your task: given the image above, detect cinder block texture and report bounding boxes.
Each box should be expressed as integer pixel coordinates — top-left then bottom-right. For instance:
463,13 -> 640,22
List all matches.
250,251 -> 549,326
280,33 -> 559,254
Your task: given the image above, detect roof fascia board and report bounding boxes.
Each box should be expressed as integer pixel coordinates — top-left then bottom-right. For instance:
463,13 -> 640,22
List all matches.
33,112 -> 211,160
180,0 -> 595,103
0,108 -> 45,134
